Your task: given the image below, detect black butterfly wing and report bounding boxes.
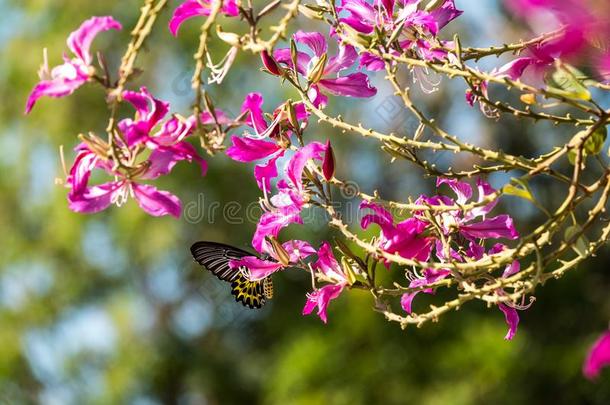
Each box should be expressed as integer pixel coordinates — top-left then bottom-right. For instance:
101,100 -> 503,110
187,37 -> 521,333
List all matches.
190,241 -> 252,282
190,241 -> 272,309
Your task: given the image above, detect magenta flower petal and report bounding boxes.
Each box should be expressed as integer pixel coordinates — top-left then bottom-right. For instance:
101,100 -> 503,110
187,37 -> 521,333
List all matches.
498,303 -> 519,340
229,256 -> 284,281
428,0 -> 463,31
325,45 -> 358,75
360,201 -> 395,236
437,178 -> 473,204
240,92 -> 268,134
25,67 -> 88,114
286,141 -> 326,192
302,283 -> 345,323
169,0 -> 238,36
387,218 -> 432,260
131,183 -> 182,218
294,31 -> 328,57
337,0 -> 376,34
254,151 -> 284,191
583,331 -> 610,380
460,215 -> 519,240
282,240 -> 317,262
400,267 -> 451,314
68,181 -> 124,214
252,209 -> 302,253
313,242 -> 341,277
359,52 -> 385,71
67,149 -> 97,195
226,135 -> 281,162
318,73 -> 377,98
67,16 -> 122,65
273,48 -> 310,75
143,142 -> 207,179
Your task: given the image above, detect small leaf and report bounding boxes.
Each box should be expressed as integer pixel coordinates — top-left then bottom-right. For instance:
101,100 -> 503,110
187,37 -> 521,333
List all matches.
584,126 -> 607,156
502,178 -> 533,202
547,63 -> 591,101
564,225 -> 589,257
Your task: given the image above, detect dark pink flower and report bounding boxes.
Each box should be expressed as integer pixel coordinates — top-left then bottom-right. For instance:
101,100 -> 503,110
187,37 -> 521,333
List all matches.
583,330 -> 610,380
302,242 -> 349,323
499,0 -> 610,84
274,31 -> 377,107
360,201 -> 433,265
169,0 -> 239,36
420,178 -> 518,242
226,93 -> 309,190
67,89 -> 206,218
229,240 -> 316,280
400,268 -> 451,313
67,146 -> 183,218
25,16 -> 122,113
249,141 -> 331,254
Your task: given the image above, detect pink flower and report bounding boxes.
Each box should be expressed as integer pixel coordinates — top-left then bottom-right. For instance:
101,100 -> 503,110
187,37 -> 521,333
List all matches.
420,178 -> 519,242
400,268 -> 451,313
226,93 -> 309,191
169,0 -> 239,36
67,146 -> 183,218
25,16 -> 122,113
360,201 -> 433,265
338,0 -> 461,36
302,242 -> 349,323
274,31 -> 377,107
67,89 -> 206,218
583,330 -> 610,380
229,240 -> 316,280
339,0 -> 461,68
498,0 -> 610,85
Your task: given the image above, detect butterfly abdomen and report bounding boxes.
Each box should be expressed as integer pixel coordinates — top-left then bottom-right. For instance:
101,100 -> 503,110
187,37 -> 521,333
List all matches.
263,278 -> 274,299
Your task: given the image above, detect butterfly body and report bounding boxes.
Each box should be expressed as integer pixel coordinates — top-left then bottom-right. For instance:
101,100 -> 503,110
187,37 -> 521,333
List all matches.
190,241 -> 273,309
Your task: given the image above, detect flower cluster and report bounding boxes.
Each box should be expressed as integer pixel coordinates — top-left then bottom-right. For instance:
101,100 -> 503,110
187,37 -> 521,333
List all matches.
67,87 -> 209,218
273,31 -> 378,107
361,178 -> 521,338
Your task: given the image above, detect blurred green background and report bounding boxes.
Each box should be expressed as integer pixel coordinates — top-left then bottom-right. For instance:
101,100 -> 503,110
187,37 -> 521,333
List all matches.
2,0 -> 610,403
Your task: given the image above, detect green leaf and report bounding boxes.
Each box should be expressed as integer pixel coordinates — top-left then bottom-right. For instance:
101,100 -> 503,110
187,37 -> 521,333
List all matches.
584,126 -> 607,156
547,64 -> 591,101
502,178 -> 534,202
564,225 -> 589,257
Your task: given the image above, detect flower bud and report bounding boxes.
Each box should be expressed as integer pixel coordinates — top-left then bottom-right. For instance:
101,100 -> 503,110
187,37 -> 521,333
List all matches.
216,26 -> 241,47
322,139 -> 335,181
286,100 -> 299,129
261,50 -> 281,76
307,53 -> 327,84
267,236 -> 291,266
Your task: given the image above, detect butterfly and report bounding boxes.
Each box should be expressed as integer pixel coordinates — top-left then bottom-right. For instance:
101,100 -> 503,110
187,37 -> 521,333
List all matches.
190,241 -> 274,309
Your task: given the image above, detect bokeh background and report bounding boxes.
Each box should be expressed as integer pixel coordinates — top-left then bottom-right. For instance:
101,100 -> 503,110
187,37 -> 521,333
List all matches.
2,0 -> 610,403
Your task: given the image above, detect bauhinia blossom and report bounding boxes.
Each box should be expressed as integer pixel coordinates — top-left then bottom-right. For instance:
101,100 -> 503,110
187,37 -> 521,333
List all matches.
226,92 -> 309,191
583,330 -> 610,380
360,201 -> 433,264
169,0 -> 239,36
250,141 -> 330,253
67,88 -> 206,218
339,0 -> 462,72
303,242 -> 351,323
229,240 -> 316,281
274,31 -> 377,108
25,16 -> 122,113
